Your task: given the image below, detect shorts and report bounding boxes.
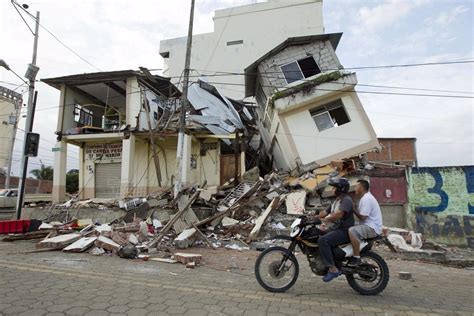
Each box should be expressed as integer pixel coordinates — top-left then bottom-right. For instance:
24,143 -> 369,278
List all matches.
349,225 -> 378,241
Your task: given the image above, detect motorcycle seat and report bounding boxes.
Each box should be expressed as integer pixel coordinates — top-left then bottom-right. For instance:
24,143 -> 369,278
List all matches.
363,235 -> 382,242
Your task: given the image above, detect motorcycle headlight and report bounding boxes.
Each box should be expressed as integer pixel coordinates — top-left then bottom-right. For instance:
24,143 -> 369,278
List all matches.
290,226 -> 301,237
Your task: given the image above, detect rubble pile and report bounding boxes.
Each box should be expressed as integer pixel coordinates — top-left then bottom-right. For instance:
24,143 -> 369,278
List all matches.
1,159 -> 363,265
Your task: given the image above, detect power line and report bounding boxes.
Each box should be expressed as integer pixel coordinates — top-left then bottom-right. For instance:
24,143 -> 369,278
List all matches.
193,80 -> 474,99
18,5 -> 101,72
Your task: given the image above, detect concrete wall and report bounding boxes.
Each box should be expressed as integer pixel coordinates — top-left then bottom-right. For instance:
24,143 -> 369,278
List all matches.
0,176 -> 53,194
275,91 -> 379,168
258,40 -> 341,97
159,0 -> 324,99
408,166 -> 474,248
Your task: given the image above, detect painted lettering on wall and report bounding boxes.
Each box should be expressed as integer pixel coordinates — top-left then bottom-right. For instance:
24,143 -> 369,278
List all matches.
85,143 -> 122,161
410,166 -> 474,248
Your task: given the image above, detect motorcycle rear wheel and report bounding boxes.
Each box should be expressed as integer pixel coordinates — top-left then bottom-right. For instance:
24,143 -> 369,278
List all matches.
255,246 -> 299,293
346,250 -> 389,295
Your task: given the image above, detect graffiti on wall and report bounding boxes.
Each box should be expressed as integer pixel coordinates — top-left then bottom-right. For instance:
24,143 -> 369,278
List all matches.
410,166 -> 474,248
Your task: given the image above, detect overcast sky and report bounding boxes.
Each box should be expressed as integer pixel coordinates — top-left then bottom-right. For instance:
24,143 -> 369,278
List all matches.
0,0 -> 472,176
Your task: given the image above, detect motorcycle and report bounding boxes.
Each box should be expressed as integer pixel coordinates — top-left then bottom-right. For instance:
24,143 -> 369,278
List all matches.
254,217 -> 390,295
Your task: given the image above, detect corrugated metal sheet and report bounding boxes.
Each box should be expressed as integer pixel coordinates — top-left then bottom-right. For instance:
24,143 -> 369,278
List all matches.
370,176 -> 407,204
95,163 -> 121,198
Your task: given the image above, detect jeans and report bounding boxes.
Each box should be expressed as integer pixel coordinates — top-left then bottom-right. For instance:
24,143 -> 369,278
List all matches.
318,229 -> 350,268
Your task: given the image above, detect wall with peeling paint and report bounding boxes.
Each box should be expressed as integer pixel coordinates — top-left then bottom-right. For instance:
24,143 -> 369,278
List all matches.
408,166 -> 474,248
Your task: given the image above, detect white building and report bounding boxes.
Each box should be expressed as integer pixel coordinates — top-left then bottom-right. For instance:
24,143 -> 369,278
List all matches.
0,86 -> 22,176
244,33 -> 381,170
159,0 -> 324,99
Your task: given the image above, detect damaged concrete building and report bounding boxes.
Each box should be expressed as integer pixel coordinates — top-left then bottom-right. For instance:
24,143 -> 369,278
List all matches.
244,33 -> 381,170
43,71 -> 253,203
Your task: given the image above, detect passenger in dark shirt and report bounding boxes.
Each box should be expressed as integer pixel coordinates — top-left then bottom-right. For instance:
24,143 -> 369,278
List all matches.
315,178 -> 354,282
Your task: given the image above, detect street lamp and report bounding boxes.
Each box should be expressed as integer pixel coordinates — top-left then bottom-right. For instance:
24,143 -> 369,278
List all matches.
4,0 -> 40,220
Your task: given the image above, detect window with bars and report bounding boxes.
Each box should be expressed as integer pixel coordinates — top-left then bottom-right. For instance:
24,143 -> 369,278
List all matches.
280,56 -> 321,84
310,99 -> 350,132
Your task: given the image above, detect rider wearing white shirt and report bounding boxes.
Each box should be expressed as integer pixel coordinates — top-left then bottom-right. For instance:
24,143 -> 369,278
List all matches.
348,179 -> 383,266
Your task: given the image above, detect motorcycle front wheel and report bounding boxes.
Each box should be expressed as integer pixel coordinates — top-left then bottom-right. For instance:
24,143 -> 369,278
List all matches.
346,250 -> 389,295
254,246 -> 299,293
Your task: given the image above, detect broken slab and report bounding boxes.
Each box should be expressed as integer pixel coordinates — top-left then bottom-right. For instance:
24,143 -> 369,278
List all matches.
63,236 -> 98,252
300,178 -> 318,192
221,217 -> 239,227
174,252 -> 203,265
286,190 -> 306,215
174,228 -> 197,249
150,257 -> 178,264
95,236 -> 121,252
37,233 -> 82,249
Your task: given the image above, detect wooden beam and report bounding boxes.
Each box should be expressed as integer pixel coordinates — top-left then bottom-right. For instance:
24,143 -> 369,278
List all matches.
68,86 -> 106,106
104,82 -> 126,96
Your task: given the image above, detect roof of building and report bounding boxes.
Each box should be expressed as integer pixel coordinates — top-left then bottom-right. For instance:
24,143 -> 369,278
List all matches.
42,69 -> 180,97
244,32 -> 343,97
378,137 -> 417,141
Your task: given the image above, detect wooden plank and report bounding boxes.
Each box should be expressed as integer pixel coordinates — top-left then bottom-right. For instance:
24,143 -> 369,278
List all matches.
191,223 -> 216,250
149,191 -> 200,248
247,197 -> 280,242
37,233 -> 82,249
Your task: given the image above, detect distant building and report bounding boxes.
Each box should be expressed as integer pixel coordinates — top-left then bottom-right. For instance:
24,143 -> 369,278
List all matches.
367,138 -> 418,168
159,0 -> 324,99
0,86 -> 22,176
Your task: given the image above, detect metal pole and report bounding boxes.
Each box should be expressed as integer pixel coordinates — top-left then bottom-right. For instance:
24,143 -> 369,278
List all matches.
5,99 -> 21,189
16,10 -> 39,220
174,0 -> 195,198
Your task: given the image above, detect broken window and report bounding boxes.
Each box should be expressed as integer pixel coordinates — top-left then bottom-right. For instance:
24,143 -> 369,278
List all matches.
310,99 -> 350,132
74,104 -> 93,126
281,56 -> 321,84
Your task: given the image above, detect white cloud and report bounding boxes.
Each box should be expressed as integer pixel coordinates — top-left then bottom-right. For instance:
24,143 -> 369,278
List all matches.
430,5 -> 470,27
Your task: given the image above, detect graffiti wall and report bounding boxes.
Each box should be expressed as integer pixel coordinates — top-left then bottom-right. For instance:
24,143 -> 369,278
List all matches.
408,166 -> 474,248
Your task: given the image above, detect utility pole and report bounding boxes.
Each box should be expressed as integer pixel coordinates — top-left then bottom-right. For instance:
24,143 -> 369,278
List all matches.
174,0 -> 195,198
16,10 -> 40,220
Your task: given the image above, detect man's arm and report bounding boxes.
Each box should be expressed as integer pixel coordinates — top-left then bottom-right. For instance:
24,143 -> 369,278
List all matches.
322,209 -> 344,223
356,197 -> 369,220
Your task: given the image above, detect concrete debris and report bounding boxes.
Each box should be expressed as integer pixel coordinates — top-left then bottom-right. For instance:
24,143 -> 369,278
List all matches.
221,217 -> 239,227
63,236 -> 97,252
14,155 -> 428,268
399,271 -> 412,280
37,233 -> 82,249
174,252 -> 203,265
95,236 -> 121,252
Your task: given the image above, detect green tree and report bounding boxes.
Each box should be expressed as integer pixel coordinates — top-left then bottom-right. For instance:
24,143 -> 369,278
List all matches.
30,163 -> 53,180
66,169 -> 79,194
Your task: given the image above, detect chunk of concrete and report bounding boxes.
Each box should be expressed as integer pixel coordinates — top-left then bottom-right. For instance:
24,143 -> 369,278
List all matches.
221,217 -> 239,227
174,228 -> 197,249
63,236 -> 98,252
37,233 -> 82,249
286,190 -> 306,215
95,236 -> 121,252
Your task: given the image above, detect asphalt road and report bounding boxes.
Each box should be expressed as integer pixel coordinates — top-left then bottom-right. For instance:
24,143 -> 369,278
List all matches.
0,240 -> 473,316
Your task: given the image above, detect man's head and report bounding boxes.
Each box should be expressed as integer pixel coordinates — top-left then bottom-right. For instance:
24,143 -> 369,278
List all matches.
356,179 -> 370,196
328,177 -> 350,196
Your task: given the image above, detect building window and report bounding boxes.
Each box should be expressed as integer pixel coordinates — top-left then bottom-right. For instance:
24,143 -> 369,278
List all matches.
74,104 -> 93,126
310,99 -> 350,132
281,56 -> 321,84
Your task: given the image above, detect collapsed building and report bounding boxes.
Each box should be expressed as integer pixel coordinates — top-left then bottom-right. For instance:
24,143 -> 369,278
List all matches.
43,70 -> 256,203
244,33 -> 381,171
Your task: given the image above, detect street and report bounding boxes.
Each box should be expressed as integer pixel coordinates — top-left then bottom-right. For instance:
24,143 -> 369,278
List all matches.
0,240 -> 472,316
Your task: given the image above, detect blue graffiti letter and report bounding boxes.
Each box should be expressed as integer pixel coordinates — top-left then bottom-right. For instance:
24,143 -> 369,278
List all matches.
463,167 -> 474,215
415,168 -> 449,213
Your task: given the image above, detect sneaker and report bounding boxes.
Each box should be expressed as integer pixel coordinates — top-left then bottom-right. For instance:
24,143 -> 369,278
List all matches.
348,257 -> 361,267
322,270 -> 341,282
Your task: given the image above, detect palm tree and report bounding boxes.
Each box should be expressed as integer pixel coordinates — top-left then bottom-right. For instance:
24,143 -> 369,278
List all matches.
30,162 -> 53,180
